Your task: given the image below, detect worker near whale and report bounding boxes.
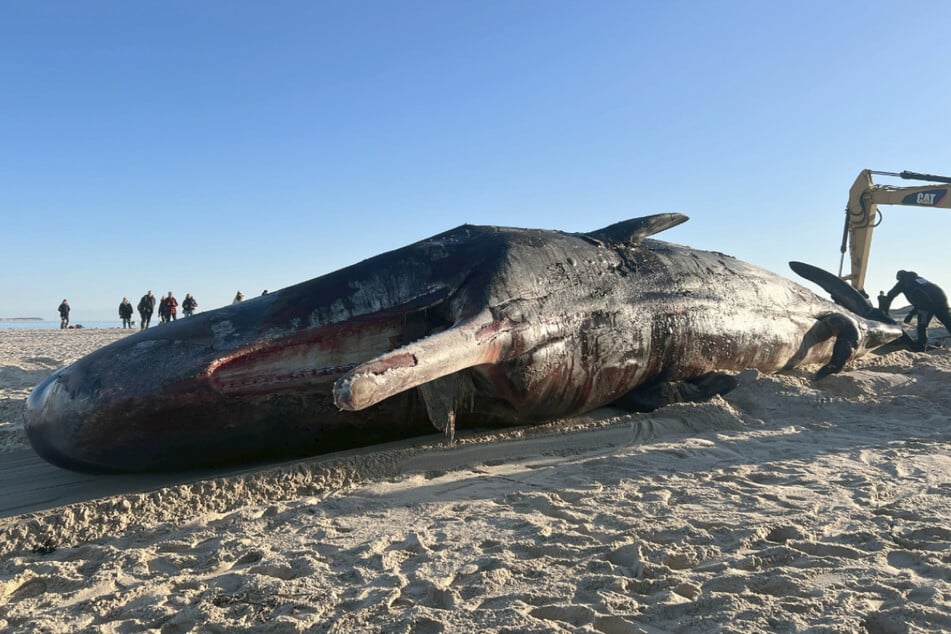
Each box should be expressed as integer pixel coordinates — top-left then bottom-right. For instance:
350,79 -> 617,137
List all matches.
880,270 -> 951,351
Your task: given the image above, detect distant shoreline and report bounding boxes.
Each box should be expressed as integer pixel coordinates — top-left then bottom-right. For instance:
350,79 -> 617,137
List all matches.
0,317 -> 43,322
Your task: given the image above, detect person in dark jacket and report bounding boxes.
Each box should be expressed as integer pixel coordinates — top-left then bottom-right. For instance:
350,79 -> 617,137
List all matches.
881,270 -> 951,351
119,297 -> 134,328
165,291 -> 178,321
157,294 -> 170,323
58,299 -> 70,329
181,293 -> 198,317
138,291 -> 156,330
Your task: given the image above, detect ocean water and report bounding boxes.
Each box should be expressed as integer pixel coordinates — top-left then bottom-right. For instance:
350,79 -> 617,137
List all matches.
0,320 -> 130,330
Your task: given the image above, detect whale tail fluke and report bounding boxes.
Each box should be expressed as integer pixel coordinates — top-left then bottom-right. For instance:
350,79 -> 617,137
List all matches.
789,261 -> 896,324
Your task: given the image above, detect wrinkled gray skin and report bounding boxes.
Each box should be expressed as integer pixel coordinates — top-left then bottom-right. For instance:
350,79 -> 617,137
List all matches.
25,214 -> 902,472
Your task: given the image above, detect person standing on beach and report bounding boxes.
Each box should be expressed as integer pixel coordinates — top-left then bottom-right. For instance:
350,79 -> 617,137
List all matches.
119,297 -> 134,328
138,291 -> 156,329
157,294 -> 169,324
165,291 -> 178,322
57,299 -> 70,329
182,293 -> 197,317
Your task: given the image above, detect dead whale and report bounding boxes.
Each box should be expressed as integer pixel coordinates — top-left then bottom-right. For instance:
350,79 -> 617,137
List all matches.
25,214 -> 903,472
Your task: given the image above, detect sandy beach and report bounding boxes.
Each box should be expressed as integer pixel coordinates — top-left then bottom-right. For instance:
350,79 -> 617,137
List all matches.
1,323 -> 950,632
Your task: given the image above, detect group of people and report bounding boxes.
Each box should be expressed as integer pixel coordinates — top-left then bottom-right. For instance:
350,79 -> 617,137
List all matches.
129,291 -> 198,330
60,289 -> 266,330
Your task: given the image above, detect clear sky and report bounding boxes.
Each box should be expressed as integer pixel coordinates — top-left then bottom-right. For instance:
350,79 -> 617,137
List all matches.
3,1 -> 949,322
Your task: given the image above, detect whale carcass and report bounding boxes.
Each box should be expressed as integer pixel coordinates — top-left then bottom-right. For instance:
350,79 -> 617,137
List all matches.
25,214 -> 903,472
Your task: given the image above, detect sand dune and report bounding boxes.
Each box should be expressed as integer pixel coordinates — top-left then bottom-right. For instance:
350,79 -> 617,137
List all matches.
1,324 -> 949,632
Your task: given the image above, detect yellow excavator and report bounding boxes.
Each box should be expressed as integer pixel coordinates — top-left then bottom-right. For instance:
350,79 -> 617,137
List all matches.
839,169 -> 951,293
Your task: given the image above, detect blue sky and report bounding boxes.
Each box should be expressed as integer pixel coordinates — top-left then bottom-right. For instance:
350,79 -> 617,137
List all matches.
3,1 -> 949,321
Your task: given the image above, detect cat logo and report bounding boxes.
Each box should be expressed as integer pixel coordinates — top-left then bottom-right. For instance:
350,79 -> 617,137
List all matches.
901,188 -> 948,206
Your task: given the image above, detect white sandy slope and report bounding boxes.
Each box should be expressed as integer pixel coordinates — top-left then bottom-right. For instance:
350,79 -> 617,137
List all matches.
1,323 -> 950,632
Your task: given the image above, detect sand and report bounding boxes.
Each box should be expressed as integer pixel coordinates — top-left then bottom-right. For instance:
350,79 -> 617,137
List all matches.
1,323 -> 950,632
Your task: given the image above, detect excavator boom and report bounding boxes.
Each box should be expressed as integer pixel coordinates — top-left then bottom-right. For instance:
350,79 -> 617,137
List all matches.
840,169 -> 951,292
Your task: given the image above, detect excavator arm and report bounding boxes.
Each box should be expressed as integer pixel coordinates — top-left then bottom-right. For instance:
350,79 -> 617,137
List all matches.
840,169 -> 951,292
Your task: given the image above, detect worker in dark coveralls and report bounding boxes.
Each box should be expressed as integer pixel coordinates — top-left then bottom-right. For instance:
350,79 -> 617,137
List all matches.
880,270 -> 951,351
